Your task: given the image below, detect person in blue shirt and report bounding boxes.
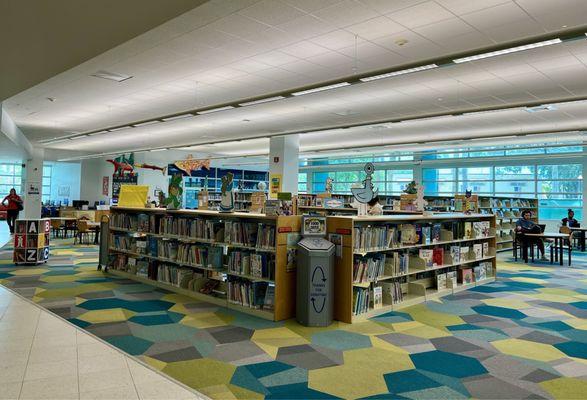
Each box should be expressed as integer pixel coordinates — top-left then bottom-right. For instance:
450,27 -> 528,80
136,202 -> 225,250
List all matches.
516,209 -> 547,260
561,209 -> 580,228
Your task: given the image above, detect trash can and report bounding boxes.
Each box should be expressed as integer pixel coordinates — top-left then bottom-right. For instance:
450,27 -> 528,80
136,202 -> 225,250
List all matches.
297,237 -> 335,327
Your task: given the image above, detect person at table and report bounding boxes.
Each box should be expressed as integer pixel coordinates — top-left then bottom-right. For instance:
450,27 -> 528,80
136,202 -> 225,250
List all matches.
1,188 -> 23,234
561,209 -> 580,228
516,209 -> 547,260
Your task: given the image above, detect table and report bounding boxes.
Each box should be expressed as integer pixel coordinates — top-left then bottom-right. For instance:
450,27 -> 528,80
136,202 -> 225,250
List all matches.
569,227 -> 586,252
524,232 -> 571,266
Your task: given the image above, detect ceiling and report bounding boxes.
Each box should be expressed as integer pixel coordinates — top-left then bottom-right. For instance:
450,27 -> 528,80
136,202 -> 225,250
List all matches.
4,0 -> 587,158
0,0 -> 208,102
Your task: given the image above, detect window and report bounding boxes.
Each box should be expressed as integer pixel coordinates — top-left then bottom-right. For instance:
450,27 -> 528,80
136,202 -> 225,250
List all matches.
537,164 -> 583,221
298,172 -> 307,193
423,168 -> 456,195
310,168 -> 413,195
0,163 -> 22,199
42,165 -> 52,203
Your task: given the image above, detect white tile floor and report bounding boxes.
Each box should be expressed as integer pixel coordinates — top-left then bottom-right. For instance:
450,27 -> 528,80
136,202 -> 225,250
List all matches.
0,225 -> 207,400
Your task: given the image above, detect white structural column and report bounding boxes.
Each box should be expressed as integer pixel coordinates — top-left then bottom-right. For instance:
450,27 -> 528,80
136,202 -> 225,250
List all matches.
583,144 -> 587,222
23,148 -> 44,219
269,135 -> 299,198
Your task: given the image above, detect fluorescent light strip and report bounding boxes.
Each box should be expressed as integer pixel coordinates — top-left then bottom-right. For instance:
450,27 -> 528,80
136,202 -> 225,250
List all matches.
47,138 -> 70,144
133,120 -> 160,127
87,132 -> 106,137
109,126 -> 130,132
239,96 -> 286,106
69,135 -> 87,140
197,106 -> 235,115
360,64 -> 438,82
292,82 -> 351,96
453,38 -> 562,63
162,113 -> 193,122
149,148 -> 167,152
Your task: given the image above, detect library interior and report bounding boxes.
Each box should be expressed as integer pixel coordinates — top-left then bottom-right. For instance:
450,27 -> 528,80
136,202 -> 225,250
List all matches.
1,1 -> 587,399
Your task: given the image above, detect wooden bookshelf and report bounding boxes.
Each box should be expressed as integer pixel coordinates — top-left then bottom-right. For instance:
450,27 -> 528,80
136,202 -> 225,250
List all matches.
107,207 -> 300,321
327,213 -> 497,323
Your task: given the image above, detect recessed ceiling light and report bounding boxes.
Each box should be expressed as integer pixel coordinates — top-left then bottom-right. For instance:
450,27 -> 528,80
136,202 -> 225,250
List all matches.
453,38 -> 562,63
91,70 -> 133,83
197,106 -> 235,114
292,82 -> 351,96
239,96 -> 286,106
162,113 -> 193,122
360,64 -> 438,82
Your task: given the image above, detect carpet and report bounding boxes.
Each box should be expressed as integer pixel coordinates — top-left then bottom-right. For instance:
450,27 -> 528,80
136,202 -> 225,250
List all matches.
1,239 -> 586,399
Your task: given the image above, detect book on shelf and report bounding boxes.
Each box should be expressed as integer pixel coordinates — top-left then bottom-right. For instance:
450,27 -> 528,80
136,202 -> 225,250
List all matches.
459,268 -> 474,285
352,287 -> 370,316
400,224 -> 418,245
432,248 -> 444,267
431,223 -> 441,243
482,242 -> 489,258
264,284 -> 275,311
464,222 -> 473,239
450,246 -> 461,264
436,272 -> 447,290
137,214 -> 150,232
473,221 -> 490,238
256,223 -> 276,249
418,249 -> 434,268
474,265 -> 487,281
227,278 -> 268,309
422,226 -> 431,244
460,246 -> 470,261
383,252 -> 409,276
373,286 -> 383,310
446,270 -> 457,288
473,244 -> 483,260
354,225 -> 398,252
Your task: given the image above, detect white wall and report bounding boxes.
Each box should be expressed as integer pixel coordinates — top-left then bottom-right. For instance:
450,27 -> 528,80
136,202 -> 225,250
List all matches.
80,158 -> 112,204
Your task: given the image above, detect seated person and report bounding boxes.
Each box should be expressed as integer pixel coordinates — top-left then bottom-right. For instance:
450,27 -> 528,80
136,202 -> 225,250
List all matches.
516,209 -> 547,260
367,196 -> 383,215
561,209 -> 580,228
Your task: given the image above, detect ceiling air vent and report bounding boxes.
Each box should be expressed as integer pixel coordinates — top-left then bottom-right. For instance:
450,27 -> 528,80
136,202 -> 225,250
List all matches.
91,70 -> 133,82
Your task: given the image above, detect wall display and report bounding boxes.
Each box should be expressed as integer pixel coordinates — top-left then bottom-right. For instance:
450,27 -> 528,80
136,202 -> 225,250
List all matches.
27,182 -> 40,195
250,191 -> 266,213
165,174 -> 183,210
112,175 -> 138,199
13,218 -> 50,265
269,174 -> 282,199
219,172 -> 235,212
102,177 -> 109,196
58,185 -> 70,197
286,233 -> 301,272
135,163 -> 167,175
107,153 -> 135,176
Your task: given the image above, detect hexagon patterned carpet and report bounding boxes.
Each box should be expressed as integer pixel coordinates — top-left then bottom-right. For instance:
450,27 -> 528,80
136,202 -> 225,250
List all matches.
1,239 -> 586,399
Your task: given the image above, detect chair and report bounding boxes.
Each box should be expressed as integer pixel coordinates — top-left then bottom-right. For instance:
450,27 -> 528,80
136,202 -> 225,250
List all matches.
64,219 -> 77,238
50,219 -> 65,238
74,220 -> 95,245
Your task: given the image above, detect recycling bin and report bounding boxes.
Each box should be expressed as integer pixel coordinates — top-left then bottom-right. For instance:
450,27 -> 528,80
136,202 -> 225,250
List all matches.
296,237 -> 335,327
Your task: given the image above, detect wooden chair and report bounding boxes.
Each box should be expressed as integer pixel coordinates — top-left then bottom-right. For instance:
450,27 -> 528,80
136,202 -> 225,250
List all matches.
74,220 -> 94,245
50,219 -> 65,238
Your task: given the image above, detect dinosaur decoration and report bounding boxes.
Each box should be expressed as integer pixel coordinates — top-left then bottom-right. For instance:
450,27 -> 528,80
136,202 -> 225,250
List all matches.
106,153 -> 166,176
174,155 -> 210,176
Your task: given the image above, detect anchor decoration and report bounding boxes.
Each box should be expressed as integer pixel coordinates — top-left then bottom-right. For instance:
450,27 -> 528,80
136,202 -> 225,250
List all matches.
351,162 -> 378,204
219,172 -> 235,213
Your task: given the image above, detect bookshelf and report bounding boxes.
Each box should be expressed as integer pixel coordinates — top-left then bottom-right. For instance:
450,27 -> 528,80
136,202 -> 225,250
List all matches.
478,197 -> 539,252
107,207 -> 300,321
327,213 -> 497,323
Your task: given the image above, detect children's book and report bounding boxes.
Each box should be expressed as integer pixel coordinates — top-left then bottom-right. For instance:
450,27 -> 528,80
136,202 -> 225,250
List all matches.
473,244 -> 483,260
460,268 -> 474,285
419,249 -> 434,268
432,248 -> 444,267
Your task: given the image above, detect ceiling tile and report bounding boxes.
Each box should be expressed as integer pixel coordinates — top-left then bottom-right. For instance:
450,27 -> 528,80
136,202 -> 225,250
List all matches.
413,17 -> 476,41
345,16 -> 405,40
239,0 -> 306,26
313,0 -> 380,27
460,2 -> 530,30
310,29 -> 364,50
387,1 -> 455,28
280,41 -> 331,58
435,0 -> 511,16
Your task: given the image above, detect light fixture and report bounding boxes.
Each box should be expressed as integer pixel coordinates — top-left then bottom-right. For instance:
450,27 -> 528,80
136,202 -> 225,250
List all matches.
46,138 -> 70,144
525,105 -> 557,113
133,120 -> 160,127
239,96 -> 286,106
292,82 -> 351,96
360,64 -> 438,82
197,106 -> 235,114
162,113 -> 193,122
108,126 -> 131,132
453,38 -> 562,63
69,135 -> 87,140
88,130 -> 108,136
91,70 -> 133,82
149,148 -> 167,152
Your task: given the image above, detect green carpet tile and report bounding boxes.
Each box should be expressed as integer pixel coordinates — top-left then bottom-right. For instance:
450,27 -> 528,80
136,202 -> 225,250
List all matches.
1,240 -> 586,399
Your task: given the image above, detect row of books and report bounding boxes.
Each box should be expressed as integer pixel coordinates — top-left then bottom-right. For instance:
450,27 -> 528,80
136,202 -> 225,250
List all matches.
352,287 -> 370,316
227,251 -> 275,280
479,198 -> 535,209
176,242 -> 224,269
111,213 -> 149,231
227,278 -> 274,310
352,255 -> 385,283
353,221 -> 491,252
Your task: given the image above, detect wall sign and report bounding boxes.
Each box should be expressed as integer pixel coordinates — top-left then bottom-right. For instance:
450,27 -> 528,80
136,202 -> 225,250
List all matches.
102,176 -> 109,196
